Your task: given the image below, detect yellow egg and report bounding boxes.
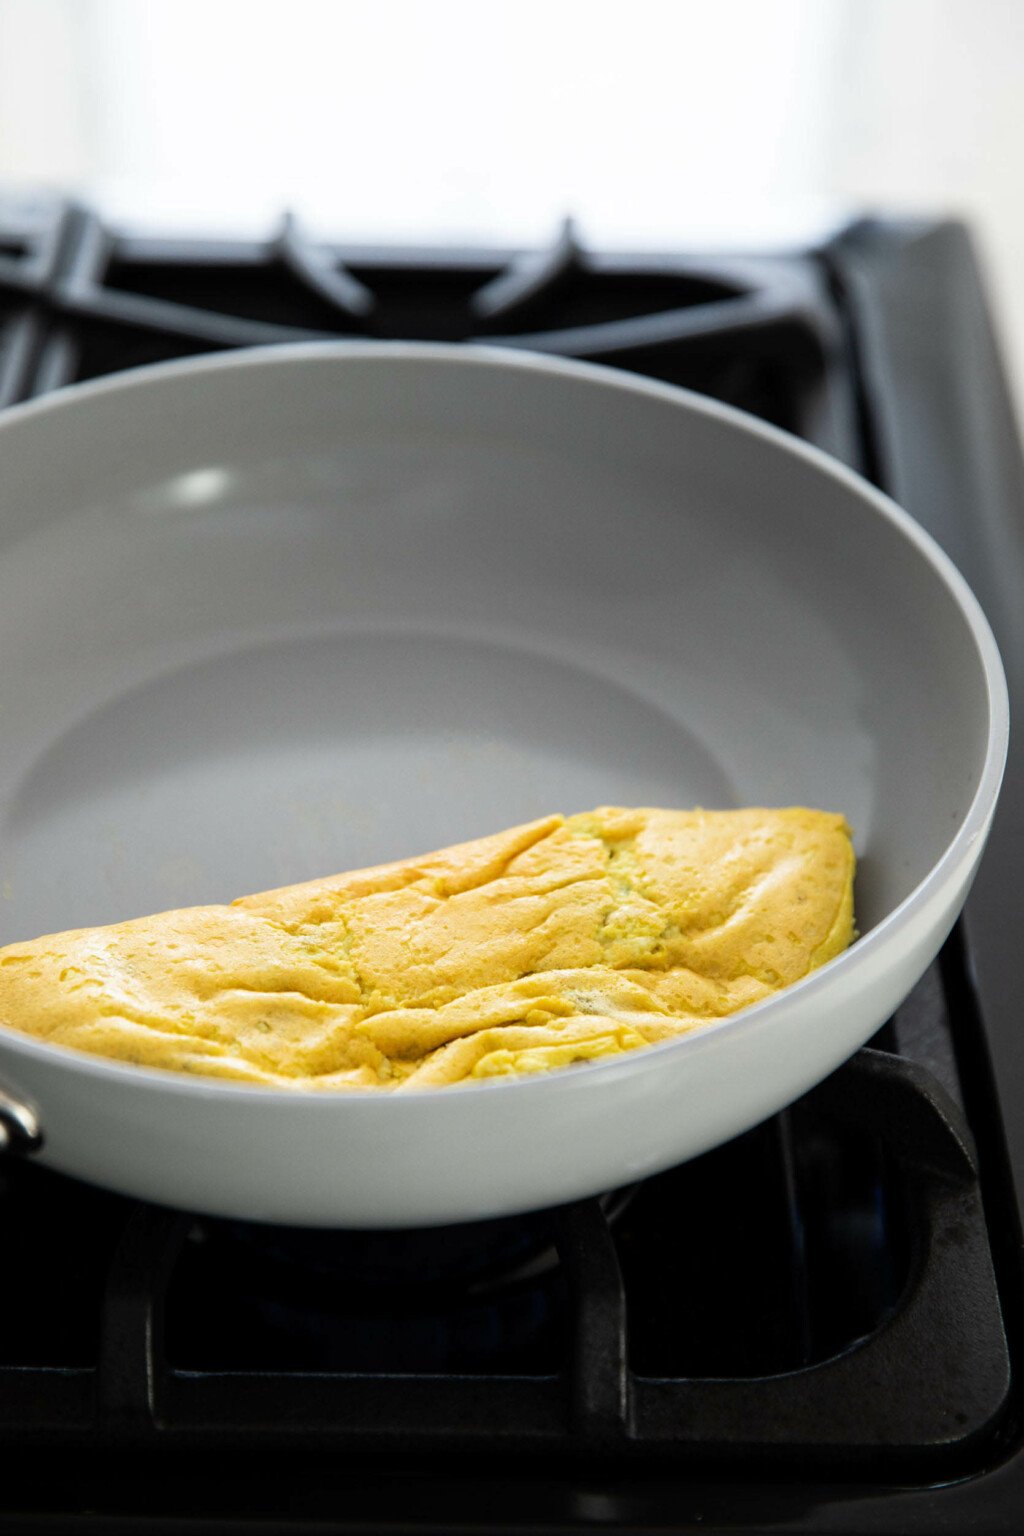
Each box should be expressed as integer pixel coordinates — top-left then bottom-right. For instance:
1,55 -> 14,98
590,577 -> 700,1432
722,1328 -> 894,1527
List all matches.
0,807 -> 855,1091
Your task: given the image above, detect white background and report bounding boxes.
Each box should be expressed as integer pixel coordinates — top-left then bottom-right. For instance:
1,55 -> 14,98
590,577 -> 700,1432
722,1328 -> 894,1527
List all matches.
0,0 -> 1022,416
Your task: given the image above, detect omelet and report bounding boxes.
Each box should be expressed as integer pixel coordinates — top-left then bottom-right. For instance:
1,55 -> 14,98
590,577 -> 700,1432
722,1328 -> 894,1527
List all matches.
0,807 -> 854,1091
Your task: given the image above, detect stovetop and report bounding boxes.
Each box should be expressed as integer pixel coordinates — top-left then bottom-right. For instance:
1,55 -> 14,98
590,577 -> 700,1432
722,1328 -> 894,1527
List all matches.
0,201 -> 1023,1535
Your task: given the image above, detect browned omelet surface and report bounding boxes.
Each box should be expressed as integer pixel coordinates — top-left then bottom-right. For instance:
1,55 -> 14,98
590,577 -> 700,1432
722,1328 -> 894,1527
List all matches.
0,807 -> 855,1090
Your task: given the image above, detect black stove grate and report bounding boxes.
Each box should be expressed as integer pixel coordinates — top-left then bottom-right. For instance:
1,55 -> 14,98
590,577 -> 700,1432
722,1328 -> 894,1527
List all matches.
2,1039 -> 1006,1469
0,201 -> 1021,1533
0,202 -> 846,443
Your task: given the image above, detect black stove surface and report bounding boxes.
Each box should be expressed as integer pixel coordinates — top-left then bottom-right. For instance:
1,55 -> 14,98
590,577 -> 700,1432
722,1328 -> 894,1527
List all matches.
0,201 -> 1023,1534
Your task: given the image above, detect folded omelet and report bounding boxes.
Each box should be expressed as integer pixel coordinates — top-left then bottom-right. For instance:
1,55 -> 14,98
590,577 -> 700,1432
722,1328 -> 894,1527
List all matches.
0,807 -> 854,1091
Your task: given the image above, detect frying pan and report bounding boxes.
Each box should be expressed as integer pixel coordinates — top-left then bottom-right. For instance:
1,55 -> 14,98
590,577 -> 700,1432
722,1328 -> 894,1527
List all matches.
0,344 -> 1007,1226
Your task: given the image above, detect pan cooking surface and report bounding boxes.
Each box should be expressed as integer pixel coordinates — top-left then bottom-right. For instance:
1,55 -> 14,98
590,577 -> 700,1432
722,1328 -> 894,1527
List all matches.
0,344 -> 970,945
2,629 -> 735,935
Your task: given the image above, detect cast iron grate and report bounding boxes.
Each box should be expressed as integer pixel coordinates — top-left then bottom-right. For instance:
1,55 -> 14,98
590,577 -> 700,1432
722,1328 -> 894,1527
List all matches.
0,1031 -> 1008,1475
0,203 -> 840,443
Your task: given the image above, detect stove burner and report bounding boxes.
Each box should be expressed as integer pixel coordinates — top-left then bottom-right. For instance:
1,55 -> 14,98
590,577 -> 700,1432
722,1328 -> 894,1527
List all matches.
217,1185 -> 635,1294
165,1189 -> 635,1375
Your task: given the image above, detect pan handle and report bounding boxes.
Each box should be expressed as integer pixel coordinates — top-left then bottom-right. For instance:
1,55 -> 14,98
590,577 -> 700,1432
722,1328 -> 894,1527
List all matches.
0,1084 -> 43,1155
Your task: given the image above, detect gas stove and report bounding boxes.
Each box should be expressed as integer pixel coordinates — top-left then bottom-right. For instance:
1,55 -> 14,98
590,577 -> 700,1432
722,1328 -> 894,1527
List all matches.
0,202 -> 1022,1534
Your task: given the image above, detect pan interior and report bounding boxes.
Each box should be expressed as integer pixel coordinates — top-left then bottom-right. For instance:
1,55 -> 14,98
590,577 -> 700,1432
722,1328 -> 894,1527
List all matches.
0,350 -> 992,946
